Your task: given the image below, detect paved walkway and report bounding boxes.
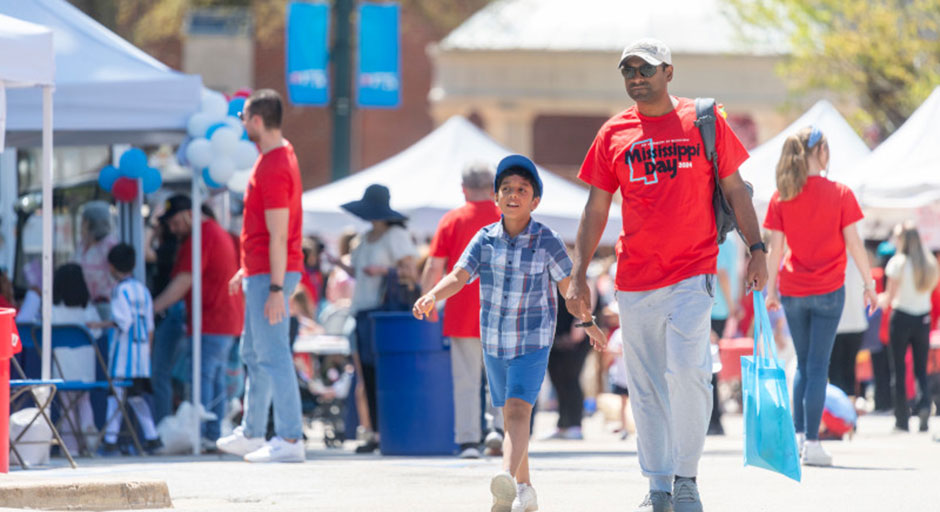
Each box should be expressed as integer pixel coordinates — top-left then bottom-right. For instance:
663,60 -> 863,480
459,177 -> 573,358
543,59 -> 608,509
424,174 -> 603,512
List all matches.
2,412 -> 938,511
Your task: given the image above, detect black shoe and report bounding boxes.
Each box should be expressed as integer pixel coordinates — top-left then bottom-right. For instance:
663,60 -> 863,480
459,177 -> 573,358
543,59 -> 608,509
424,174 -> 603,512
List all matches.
144,438 -> 163,455
96,442 -> 121,457
918,408 -> 930,432
355,440 -> 379,454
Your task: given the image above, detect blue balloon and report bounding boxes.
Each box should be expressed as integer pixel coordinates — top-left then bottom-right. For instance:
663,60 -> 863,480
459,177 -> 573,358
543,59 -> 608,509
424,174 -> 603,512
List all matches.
227,97 -> 246,117
202,167 -> 223,189
142,167 -> 162,194
119,148 -> 148,178
205,122 -> 228,140
98,165 -> 120,192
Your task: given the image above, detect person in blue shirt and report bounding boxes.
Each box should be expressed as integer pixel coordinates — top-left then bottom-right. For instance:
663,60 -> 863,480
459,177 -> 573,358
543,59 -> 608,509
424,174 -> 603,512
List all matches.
414,155 -> 606,512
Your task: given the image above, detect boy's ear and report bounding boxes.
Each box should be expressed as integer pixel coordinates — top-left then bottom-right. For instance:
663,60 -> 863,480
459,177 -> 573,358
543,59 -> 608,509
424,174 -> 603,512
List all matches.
530,196 -> 541,211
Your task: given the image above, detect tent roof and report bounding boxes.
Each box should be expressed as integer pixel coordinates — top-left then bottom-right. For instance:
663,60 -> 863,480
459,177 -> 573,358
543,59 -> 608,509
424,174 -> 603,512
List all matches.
738,100 -> 871,204
0,0 -> 202,146
855,87 -> 940,209
439,0 -> 787,55
0,13 -> 53,87
302,116 -> 623,244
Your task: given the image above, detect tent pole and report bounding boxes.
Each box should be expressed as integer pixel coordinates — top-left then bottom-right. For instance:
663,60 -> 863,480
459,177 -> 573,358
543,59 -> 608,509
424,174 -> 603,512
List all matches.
40,85 -> 53,380
191,176 -> 202,455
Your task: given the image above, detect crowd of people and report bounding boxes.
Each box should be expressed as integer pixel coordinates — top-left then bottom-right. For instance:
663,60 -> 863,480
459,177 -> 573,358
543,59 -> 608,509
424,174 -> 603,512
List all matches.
3,38 -> 940,512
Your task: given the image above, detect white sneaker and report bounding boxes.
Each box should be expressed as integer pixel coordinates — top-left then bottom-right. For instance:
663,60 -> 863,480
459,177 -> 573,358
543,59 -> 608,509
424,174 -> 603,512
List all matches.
484,430 -> 504,454
244,437 -> 306,463
801,440 -> 832,467
490,471 -> 516,512
512,483 -> 538,512
458,444 -> 481,459
216,426 -> 265,456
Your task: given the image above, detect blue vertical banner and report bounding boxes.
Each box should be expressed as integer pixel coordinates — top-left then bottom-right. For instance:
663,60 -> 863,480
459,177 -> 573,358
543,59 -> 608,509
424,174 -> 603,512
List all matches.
357,3 -> 401,108
286,1 -> 330,106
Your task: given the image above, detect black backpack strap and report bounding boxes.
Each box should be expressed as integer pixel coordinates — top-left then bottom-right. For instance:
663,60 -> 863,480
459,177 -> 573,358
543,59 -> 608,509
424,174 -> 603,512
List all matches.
693,97 -> 719,181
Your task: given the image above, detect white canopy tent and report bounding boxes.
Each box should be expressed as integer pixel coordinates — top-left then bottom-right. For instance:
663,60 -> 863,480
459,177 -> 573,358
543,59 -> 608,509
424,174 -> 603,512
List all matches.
738,100 -> 872,217
302,116 -> 623,245
0,13 -> 55,380
855,87 -> 940,209
0,0 -> 208,454
0,0 -> 202,147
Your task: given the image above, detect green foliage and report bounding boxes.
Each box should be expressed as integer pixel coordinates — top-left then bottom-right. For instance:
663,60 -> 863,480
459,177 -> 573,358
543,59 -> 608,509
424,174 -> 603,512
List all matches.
726,0 -> 940,139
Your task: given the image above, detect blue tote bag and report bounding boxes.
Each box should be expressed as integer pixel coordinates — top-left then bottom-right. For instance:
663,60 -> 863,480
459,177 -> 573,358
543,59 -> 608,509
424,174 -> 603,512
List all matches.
741,292 -> 802,482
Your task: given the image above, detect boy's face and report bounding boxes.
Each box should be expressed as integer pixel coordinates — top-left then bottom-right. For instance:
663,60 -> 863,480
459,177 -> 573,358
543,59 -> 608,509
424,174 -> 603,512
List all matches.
496,174 -> 540,221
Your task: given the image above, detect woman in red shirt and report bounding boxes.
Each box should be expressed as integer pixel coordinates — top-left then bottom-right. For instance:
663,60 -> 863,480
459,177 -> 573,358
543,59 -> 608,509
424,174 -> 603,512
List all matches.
764,126 -> 877,468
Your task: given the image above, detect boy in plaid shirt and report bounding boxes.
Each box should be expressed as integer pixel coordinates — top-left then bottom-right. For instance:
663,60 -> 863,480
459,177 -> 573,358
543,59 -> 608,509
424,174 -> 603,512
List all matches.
414,154 -> 606,512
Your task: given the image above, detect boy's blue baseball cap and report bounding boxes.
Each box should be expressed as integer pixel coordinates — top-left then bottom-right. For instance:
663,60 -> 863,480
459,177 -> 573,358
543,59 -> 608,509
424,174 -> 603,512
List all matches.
495,154 -> 543,198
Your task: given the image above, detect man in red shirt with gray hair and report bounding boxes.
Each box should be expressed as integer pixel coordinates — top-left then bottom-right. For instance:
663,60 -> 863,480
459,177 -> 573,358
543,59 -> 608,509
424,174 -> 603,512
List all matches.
421,163 -> 504,459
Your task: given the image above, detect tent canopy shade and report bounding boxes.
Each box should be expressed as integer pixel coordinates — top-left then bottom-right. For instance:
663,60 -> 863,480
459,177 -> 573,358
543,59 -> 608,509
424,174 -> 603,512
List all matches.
302,116 -> 624,245
0,0 -> 202,146
855,87 -> 940,209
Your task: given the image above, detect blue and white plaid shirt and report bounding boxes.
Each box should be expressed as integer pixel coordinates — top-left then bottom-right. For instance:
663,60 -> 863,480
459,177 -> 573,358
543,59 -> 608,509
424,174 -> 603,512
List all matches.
456,219 -> 572,359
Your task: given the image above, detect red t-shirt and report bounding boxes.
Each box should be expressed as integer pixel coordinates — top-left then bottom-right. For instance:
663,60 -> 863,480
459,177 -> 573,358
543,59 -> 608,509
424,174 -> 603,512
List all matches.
764,176 -> 863,297
240,141 -> 304,277
578,97 -> 750,291
173,218 -> 245,336
429,200 -> 501,338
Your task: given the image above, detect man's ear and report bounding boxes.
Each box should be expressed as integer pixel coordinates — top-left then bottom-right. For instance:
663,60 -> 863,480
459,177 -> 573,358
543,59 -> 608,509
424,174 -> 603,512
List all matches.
665,65 -> 674,82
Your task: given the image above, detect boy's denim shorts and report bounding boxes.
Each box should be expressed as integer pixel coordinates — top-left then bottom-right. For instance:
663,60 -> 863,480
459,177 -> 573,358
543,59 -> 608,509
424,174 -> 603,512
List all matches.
483,346 -> 551,407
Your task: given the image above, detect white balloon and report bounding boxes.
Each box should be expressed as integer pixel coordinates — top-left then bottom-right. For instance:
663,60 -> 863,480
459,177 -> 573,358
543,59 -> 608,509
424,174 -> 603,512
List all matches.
208,157 -> 236,185
210,127 -> 239,156
223,117 -> 245,139
201,90 -> 228,119
187,112 -> 213,139
233,140 -> 260,169
185,138 -> 213,170
227,169 -> 251,193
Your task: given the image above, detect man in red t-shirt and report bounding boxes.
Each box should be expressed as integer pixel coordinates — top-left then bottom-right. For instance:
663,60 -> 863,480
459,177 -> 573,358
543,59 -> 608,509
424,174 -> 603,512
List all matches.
420,163 -> 503,459
153,195 -> 244,445
216,89 -> 306,463
565,39 -> 766,511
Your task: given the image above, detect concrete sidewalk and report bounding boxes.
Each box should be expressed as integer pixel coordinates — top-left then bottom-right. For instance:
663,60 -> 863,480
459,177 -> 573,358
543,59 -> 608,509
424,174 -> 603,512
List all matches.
2,412 -> 938,511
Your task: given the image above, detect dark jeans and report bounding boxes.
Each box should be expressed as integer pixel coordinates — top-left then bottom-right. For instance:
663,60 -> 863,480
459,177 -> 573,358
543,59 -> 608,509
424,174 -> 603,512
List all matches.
151,301 -> 185,424
709,318 -> 727,429
781,286 -> 845,441
829,332 -> 864,396
197,334 -> 235,441
889,310 -> 931,429
547,339 -> 590,429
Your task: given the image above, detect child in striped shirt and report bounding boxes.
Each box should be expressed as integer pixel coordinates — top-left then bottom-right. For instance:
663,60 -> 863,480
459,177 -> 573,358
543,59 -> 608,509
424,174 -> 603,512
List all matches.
97,243 -> 161,455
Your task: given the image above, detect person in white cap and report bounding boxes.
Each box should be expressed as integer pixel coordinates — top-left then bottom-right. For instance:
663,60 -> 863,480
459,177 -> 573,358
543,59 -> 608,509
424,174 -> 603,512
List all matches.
566,38 -> 767,512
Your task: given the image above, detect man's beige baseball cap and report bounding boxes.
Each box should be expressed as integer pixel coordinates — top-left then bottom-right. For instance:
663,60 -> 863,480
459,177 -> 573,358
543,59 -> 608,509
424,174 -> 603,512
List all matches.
619,38 -> 672,67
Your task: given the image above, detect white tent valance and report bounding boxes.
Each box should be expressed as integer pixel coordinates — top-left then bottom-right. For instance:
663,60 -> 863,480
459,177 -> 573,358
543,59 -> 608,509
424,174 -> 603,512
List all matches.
302,116 -> 623,244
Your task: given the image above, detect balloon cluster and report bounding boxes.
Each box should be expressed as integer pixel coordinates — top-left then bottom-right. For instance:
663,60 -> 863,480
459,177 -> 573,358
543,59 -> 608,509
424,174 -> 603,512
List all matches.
97,148 -> 162,202
183,88 -> 258,193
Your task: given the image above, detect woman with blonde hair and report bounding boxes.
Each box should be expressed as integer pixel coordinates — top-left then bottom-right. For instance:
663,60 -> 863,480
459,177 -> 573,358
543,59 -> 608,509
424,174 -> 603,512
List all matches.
880,221 -> 939,432
764,126 -> 877,467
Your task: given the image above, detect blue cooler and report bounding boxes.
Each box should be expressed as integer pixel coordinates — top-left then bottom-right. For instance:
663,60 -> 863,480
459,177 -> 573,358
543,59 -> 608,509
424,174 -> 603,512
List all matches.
371,312 -> 456,455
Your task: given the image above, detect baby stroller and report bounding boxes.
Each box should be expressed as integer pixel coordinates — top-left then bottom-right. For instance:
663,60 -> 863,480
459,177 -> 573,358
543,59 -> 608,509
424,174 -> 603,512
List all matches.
293,304 -> 355,448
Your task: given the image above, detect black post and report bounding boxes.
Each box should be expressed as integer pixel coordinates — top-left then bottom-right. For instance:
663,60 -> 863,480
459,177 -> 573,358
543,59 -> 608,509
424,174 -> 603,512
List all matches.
331,0 -> 353,181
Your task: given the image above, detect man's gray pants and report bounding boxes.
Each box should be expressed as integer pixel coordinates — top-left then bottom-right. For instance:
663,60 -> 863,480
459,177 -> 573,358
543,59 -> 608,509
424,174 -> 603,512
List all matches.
450,337 -> 503,444
616,274 -> 714,492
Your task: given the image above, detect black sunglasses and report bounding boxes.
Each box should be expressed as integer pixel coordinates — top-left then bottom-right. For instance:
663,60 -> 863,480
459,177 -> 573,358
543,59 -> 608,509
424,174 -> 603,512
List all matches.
619,63 -> 663,79
237,111 -> 246,121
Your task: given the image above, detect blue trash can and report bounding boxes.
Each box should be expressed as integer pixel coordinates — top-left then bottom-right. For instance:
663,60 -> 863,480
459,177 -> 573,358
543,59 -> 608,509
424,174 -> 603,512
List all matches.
371,312 -> 456,456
